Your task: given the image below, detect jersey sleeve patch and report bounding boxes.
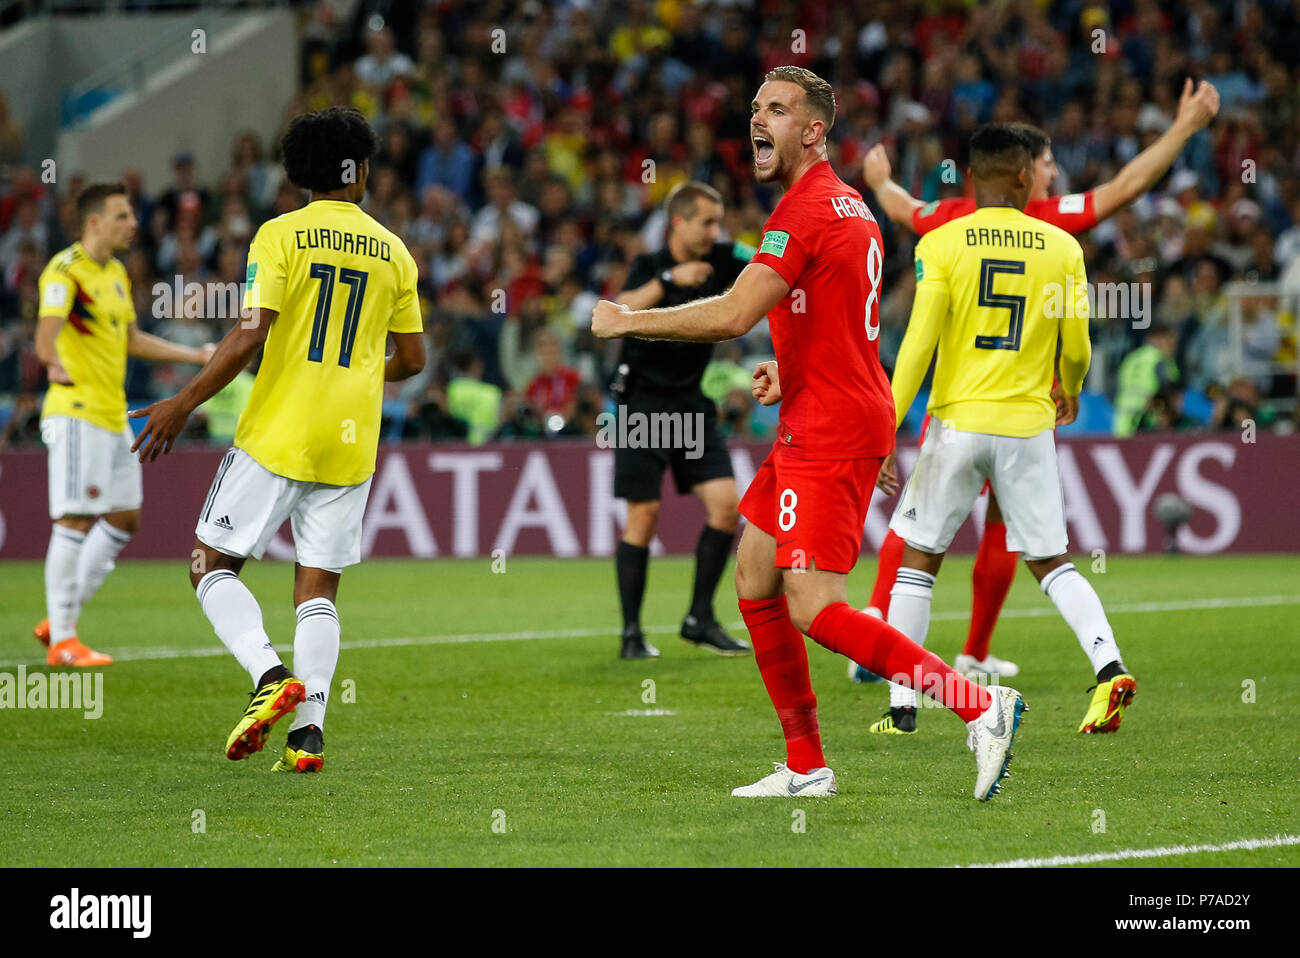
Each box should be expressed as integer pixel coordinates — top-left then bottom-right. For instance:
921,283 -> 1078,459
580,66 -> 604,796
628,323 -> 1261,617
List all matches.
1058,194 -> 1086,214
759,230 -> 790,257
41,282 -> 69,309
914,257 -> 924,280
919,201 -> 939,218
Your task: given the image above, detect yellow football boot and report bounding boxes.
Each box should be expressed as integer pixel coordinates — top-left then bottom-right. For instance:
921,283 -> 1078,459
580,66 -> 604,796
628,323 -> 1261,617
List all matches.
225,676 -> 305,761
1078,674 -> 1137,733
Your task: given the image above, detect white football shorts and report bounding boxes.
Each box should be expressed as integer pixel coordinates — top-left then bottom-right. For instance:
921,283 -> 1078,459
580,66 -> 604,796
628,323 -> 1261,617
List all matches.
42,415 -> 143,519
889,419 -> 1068,560
195,447 -> 373,573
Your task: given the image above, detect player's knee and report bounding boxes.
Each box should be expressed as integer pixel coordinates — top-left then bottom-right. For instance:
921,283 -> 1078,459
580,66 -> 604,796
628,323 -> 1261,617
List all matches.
733,549 -> 756,597
785,593 -> 820,635
625,501 -> 660,544
709,500 -> 741,533
109,510 -> 141,535
57,516 -> 96,534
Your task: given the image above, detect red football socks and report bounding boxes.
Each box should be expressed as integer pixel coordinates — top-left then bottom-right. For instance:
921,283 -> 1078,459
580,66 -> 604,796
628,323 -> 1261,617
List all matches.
964,522 -> 1019,660
739,596 -> 825,774
808,601 -> 992,723
867,530 -> 906,616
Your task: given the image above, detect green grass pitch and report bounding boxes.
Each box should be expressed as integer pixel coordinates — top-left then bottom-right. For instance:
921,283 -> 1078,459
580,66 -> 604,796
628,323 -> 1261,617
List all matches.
2,553 -> 1297,867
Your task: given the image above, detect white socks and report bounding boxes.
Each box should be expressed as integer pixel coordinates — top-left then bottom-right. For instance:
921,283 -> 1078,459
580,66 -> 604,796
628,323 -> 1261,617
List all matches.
196,569 -> 282,684
77,519 -> 132,605
886,568 -> 936,709
290,597 -> 340,732
1041,563 -> 1123,675
45,526 -> 85,642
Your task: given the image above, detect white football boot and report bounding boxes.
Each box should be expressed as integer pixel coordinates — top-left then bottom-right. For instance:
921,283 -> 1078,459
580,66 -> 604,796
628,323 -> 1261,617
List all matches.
966,685 -> 1026,801
955,652 -> 1020,678
731,763 -> 838,798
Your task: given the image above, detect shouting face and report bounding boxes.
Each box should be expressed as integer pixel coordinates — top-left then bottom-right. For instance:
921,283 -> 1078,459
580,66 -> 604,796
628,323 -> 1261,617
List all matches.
751,80 -> 823,185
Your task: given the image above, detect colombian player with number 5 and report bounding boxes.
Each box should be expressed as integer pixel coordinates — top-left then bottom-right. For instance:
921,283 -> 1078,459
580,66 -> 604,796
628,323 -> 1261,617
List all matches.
593,67 -> 1025,801
131,108 -> 426,771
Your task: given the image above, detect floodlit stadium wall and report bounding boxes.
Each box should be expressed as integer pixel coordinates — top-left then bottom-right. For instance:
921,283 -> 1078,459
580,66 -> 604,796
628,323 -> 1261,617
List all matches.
0,436 -> 1295,559
0,9 -> 295,186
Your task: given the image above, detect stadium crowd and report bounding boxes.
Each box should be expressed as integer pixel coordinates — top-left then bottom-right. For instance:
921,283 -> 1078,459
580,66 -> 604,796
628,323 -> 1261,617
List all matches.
1,0 -> 1298,447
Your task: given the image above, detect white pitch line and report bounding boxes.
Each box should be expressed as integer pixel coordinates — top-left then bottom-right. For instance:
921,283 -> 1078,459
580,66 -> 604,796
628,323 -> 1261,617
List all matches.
957,833 -> 1300,868
3,594 -> 1297,669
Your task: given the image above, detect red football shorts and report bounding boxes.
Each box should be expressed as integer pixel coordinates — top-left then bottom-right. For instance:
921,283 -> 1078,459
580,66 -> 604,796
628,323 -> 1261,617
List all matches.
740,441 -> 883,574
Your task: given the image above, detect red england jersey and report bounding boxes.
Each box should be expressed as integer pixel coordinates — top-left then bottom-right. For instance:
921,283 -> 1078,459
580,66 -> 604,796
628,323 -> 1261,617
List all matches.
526,367 -> 581,418
911,191 -> 1098,235
750,161 -> 894,460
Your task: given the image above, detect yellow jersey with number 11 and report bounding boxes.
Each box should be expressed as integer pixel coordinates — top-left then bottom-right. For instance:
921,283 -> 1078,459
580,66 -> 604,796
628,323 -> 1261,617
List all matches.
238,199 -> 423,486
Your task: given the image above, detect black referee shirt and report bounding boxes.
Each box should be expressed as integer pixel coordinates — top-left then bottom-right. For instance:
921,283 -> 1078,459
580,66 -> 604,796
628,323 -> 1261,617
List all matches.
619,240 -> 754,397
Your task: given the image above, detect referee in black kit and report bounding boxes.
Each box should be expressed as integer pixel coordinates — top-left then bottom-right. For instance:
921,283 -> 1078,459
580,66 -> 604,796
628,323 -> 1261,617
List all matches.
611,181 -> 754,660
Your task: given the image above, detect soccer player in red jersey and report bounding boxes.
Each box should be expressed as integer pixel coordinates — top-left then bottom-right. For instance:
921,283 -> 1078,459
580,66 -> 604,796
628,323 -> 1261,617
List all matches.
592,67 -> 1024,801
854,78 -> 1220,686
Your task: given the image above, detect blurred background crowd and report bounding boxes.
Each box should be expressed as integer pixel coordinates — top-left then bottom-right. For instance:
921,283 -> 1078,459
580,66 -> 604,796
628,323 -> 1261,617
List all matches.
1,0 -> 1298,447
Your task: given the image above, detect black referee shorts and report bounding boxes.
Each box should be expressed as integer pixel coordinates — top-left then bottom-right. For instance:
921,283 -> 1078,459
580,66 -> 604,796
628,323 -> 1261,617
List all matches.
612,394 -> 734,501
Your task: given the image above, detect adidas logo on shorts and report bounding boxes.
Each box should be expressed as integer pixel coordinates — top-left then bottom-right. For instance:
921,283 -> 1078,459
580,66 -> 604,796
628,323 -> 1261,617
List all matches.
903,508 -> 917,520
213,515 -> 234,531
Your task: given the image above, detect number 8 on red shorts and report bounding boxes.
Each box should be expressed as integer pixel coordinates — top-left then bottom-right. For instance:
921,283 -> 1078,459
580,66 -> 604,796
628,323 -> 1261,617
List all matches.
740,441 -> 884,575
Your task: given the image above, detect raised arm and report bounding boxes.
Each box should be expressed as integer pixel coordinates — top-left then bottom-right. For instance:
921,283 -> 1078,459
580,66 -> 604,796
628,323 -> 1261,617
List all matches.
863,144 -> 925,231
1091,79 -> 1219,222
592,261 -> 789,343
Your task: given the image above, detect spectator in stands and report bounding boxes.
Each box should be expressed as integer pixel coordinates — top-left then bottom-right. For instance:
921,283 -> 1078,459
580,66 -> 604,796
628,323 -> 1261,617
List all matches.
1114,322 -> 1180,437
1144,383 -> 1198,432
1209,377 -> 1273,431
9,0 -> 1300,443
524,327 -> 581,426
0,167 -> 46,234
355,26 -> 413,91
416,119 -> 476,205
155,153 -> 211,231
470,169 -> 540,247
0,197 -> 48,277
446,353 -> 503,446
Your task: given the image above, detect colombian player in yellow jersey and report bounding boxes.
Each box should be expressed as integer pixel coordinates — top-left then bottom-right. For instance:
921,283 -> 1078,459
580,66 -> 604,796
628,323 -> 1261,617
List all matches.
33,183 -> 214,667
880,125 -> 1136,734
855,79 -> 1218,686
131,108 -> 426,769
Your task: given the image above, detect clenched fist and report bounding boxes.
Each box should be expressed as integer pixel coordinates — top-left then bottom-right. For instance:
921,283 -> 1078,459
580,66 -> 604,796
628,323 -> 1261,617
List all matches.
751,360 -> 781,406
591,300 -> 631,339
862,144 -> 893,190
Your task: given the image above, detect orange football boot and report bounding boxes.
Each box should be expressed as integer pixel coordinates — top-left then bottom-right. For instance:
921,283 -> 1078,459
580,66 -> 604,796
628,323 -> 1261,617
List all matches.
47,637 -> 114,667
